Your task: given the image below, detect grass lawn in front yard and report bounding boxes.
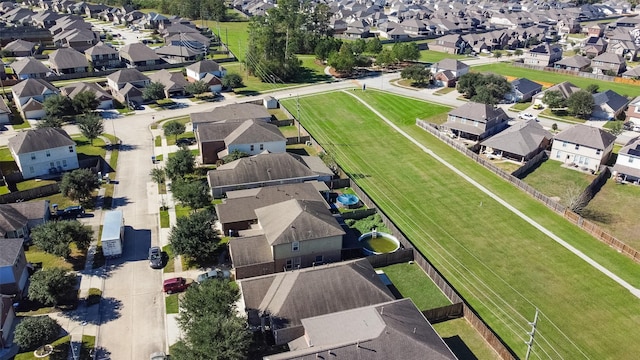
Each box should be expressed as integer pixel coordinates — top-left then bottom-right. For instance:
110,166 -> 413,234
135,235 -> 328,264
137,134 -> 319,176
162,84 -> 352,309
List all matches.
165,294 -> 179,314
73,135 -> 107,159
376,262 -> 451,310
175,204 -> 192,219
509,102 -> 531,111
25,246 -> 74,271
10,115 -> 31,130
14,335 -> 71,360
473,62 -> 640,97
282,90 -> 640,359
160,208 -> 170,228
521,160 -> 594,205
161,116 -> 191,129
433,87 -> 456,95
166,131 -> 195,146
155,136 -> 162,147
163,245 -> 175,273
539,108 -> 586,124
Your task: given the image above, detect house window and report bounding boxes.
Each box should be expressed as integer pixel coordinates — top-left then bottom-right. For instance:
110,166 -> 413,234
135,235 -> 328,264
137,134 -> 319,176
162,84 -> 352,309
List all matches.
629,157 -> 634,163
596,149 -> 601,155
31,154 -> 36,160
62,160 -> 67,167
315,255 -> 323,264
285,259 -> 293,270
250,144 -> 255,151
562,142 -> 567,147
46,150 -> 51,157
29,166 -> 34,173
50,162 -> 55,168
556,151 -> 562,159
575,144 -> 580,150
69,146 -> 74,153
292,241 -> 300,252
260,144 -> 264,150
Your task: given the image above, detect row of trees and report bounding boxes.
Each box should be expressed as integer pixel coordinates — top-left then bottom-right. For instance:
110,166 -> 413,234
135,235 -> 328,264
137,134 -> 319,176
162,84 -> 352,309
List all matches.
457,72 -> 512,105
327,42 -> 420,74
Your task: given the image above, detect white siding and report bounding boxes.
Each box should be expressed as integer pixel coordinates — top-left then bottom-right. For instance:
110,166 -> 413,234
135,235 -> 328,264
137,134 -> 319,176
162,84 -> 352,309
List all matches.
16,145 -> 79,179
616,153 -> 640,170
24,109 -> 46,120
550,140 -> 610,172
228,140 -> 286,156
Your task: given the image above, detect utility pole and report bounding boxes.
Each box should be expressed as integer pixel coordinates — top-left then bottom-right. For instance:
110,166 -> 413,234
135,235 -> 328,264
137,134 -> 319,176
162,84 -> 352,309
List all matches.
524,308 -> 539,360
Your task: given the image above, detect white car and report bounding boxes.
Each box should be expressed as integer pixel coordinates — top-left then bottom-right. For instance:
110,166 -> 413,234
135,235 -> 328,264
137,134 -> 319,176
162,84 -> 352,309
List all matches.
519,113 -> 537,121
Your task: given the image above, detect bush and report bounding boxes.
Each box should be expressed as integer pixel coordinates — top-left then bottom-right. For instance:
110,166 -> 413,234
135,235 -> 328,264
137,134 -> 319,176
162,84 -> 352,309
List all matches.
86,288 -> 102,306
13,316 -> 61,351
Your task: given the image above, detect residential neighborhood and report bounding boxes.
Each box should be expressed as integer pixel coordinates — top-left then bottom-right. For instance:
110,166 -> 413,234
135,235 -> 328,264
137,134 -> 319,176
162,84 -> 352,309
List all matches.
1,0 -> 640,359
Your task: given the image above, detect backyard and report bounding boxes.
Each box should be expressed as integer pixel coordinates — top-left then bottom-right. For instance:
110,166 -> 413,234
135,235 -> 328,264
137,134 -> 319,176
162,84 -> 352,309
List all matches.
521,160 -> 595,205
281,90 -> 640,359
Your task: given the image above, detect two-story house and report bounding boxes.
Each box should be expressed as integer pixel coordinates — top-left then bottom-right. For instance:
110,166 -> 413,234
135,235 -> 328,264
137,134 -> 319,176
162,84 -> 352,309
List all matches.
85,42 -> 122,70
554,55 -> 592,72
53,28 -> 99,52
48,47 -> 89,75
523,43 -> 563,67
430,58 -> 470,87
119,43 -> 162,67
442,102 -> 510,141
10,57 -> 51,80
550,124 -> 616,172
196,119 -> 286,164
106,68 -> 150,104
0,201 -> 50,244
0,100 -> 11,125
0,239 -> 29,299
625,95 -> 640,125
185,60 -> 227,81
591,52 -> 627,75
7,127 -> 79,179
428,34 -> 470,54
613,137 -> 640,183
11,78 -> 59,120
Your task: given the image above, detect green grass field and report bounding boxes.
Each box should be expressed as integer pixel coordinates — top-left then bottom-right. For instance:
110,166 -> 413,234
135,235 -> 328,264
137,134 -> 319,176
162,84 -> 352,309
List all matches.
377,262 -> 451,310
203,18 -> 250,60
522,160 -> 595,206
473,63 -> 640,97
420,51 -> 468,63
282,90 -> 640,359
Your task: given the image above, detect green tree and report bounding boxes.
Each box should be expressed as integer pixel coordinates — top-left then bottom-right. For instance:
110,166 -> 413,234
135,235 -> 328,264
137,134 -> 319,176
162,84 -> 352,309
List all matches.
205,0 -> 227,21
514,49 -> 523,56
542,90 -> 566,110
166,148 -> 195,180
164,121 -> 186,142
586,84 -> 600,93
493,50 -> 503,58
391,42 -> 420,63
471,74 -> 511,105
31,220 -> 93,258
365,37 -> 383,54
221,73 -> 244,89
28,268 -> 77,307
374,49 -> 395,67
400,64 -> 431,85
457,72 -> 483,98
35,115 -> 64,129
13,316 -> 61,351
169,210 -> 219,263
78,113 -> 104,145
328,43 -> 356,74
170,179 -> 212,210
143,82 -> 166,101
150,167 -> 166,185
60,168 -> 101,203
43,94 -> 73,118
314,37 -> 342,61
185,80 -> 210,95
608,121 -> 624,136
222,149 -> 249,163
567,90 -> 594,118
351,39 -> 366,55
72,90 -> 100,114
171,314 -> 251,360
178,279 -> 241,327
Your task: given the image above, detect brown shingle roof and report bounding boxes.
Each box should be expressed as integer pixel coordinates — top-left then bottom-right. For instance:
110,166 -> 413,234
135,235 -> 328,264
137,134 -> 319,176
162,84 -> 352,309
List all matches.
8,127 -> 75,154
554,124 -> 616,150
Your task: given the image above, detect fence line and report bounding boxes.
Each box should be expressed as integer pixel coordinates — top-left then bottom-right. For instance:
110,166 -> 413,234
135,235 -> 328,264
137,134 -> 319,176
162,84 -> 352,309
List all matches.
511,61 -> 616,81
416,119 -> 640,262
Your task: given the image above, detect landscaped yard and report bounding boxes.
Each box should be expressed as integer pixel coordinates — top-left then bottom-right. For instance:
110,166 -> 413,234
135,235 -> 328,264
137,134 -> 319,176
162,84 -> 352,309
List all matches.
473,62 -> 640,97
522,160 -> 595,205
278,125 -> 298,137
165,294 -> 179,314
281,90 -> 640,359
376,262 -> 451,310
420,50 -> 468,63
25,246 -> 74,271
433,318 -> 501,360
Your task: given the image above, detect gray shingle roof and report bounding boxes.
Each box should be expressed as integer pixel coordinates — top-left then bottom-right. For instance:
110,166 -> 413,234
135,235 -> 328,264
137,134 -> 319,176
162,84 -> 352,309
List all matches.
0,238 -> 24,266
433,58 -> 469,71
11,78 -> 58,98
10,57 -> 51,76
84,41 -> 118,56
592,52 -> 625,64
447,102 -> 508,122
239,259 -> 395,329
154,45 -> 200,57
191,103 -> 271,125
147,69 -> 189,91
8,127 -> 75,154
511,78 -> 543,95
0,201 -> 47,238
119,43 -> 160,62
228,234 -> 273,267
4,39 -> 35,53
197,119 -> 285,145
106,68 -> 149,84
186,59 -> 224,73
554,124 -> 616,150
49,47 -> 89,70
593,90 -> 630,113
60,82 -> 111,101
555,55 -> 591,69
536,81 -> 581,100
481,120 -> 552,157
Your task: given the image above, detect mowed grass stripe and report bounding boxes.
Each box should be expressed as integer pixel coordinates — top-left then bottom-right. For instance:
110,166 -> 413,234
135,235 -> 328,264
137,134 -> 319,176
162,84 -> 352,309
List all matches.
283,92 -> 640,359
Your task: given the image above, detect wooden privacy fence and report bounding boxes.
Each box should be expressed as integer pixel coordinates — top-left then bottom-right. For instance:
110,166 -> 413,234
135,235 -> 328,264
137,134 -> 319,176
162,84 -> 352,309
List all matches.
511,61 -> 615,82
416,120 -> 640,263
0,183 -> 59,204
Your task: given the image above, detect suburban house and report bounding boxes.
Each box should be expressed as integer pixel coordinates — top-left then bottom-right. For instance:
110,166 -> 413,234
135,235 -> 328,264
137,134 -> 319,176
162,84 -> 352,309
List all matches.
7,127 -> 79,179
237,259 -> 396,345
506,78 -> 543,102
0,239 -> 29,299
265,298 -> 457,360
612,137 -> 640,183
441,102 -> 510,141
185,59 -> 226,81
626,95 -> 640,125
190,103 -> 271,130
582,36 -> 607,57
0,295 -> 16,348
0,100 -> 11,125
621,66 -> 640,79
554,55 -> 592,71
119,43 -> 162,67
53,28 -> 99,51
85,41 -> 122,70
428,34 -> 469,54
0,200 -> 50,243
550,124 -> 616,172
2,39 -> 36,56
590,52 -> 627,75
196,119 -> 286,164
533,81 -> 582,107
11,78 -> 59,120
480,120 -> 552,162
591,90 -> 630,120
216,182 -> 328,235
586,23 -> 606,37
60,82 -> 113,109
154,45 -> 200,63
523,43 -> 563,66
430,58 -> 469,87
48,47 -> 89,75
106,68 -> 150,103
9,57 -> 51,80
199,73 -> 223,93
148,69 -> 189,98
207,152 -> 333,198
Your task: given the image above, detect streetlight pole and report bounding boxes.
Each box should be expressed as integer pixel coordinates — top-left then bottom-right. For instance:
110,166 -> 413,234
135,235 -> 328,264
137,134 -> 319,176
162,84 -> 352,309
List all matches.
70,321 -> 88,360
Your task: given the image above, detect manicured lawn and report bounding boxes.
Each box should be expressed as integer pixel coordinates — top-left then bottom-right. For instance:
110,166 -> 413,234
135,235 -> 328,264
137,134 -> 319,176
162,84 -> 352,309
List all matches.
202,17 -> 250,60
160,209 -> 170,228
433,87 -> 457,95
25,246 -> 74,270
161,116 -> 190,128
473,62 -> 640,97
16,179 -> 56,191
14,335 -> 71,360
278,125 -> 298,137
269,107 -> 291,120
490,160 -> 522,174
282,90 -> 640,359
29,192 -> 77,209
166,131 -> 195,146
510,102 -> 531,111
223,62 -> 292,94
155,154 -> 163,162
539,108 -> 586,124
175,204 -> 192,219
377,262 -> 451,310
73,135 -> 107,159
10,117 -> 31,129
155,136 -> 162,147
163,245 -> 175,273
165,294 -> 179,314
168,149 -> 199,159
433,318 -> 502,360
420,50 -> 467,63
582,180 -> 640,250
522,160 -> 595,206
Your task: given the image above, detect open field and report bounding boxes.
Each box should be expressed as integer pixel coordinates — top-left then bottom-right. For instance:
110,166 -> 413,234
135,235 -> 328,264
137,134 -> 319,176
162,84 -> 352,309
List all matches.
473,62 -> 640,97
282,90 -> 640,359
583,180 -> 640,249
522,160 -> 595,205
420,50 -> 468,63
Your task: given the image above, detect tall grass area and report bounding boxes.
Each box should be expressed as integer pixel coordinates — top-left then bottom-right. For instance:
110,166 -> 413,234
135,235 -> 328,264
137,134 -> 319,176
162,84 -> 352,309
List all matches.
282,90 -> 640,359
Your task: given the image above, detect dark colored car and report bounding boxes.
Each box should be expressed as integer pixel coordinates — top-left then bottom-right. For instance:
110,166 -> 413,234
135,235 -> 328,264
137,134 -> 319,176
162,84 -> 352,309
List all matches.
128,100 -> 143,110
62,206 -> 85,218
176,138 -> 196,146
148,246 -> 163,269
163,277 -> 190,294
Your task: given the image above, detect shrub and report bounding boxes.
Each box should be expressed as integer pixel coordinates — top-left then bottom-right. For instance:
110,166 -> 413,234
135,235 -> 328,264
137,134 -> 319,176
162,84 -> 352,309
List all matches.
13,316 -> 61,351
86,288 -> 102,306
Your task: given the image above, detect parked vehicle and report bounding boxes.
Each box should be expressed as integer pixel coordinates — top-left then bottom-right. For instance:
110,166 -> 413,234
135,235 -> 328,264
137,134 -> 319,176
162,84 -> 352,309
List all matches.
150,352 -> 167,360
128,100 -> 143,110
101,210 -> 124,258
196,269 -> 231,283
518,113 -> 537,121
163,277 -> 190,294
176,138 -> 196,146
148,246 -> 163,269
62,205 -> 85,218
